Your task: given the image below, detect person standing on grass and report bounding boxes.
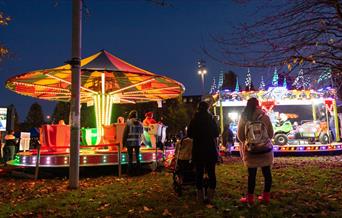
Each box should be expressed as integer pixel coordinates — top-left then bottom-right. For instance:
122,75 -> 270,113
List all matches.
237,97 -> 274,204
3,130 -> 16,165
122,110 -> 143,176
187,101 -> 219,204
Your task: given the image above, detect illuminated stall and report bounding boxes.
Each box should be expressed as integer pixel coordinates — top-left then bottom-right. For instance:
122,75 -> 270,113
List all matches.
214,86 -> 342,156
5,50 -> 184,167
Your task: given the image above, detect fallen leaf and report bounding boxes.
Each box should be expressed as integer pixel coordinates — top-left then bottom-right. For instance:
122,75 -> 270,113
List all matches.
162,208 -> 172,216
143,206 -> 152,211
206,204 -> 214,209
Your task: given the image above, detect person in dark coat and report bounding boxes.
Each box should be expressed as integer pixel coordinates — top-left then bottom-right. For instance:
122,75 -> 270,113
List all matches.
122,110 -> 143,175
3,130 -> 16,165
187,101 -> 219,203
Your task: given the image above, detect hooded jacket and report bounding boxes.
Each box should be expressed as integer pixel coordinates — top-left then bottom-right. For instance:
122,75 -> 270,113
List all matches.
187,110 -> 219,164
237,108 -> 274,168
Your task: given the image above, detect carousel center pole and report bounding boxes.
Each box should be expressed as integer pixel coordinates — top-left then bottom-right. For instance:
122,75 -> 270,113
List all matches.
69,0 -> 82,189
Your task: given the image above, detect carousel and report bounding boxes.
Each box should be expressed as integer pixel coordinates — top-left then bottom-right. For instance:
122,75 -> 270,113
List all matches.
5,50 -> 184,167
214,75 -> 342,156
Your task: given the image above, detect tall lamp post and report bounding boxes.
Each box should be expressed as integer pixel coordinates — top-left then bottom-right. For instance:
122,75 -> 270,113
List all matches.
197,59 -> 207,96
69,0 -> 82,189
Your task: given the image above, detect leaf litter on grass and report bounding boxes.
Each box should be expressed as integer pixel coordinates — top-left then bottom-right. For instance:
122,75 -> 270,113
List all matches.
0,156 -> 342,217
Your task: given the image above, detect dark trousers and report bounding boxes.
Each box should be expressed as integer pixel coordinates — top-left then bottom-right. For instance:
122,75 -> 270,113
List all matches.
195,162 -> 216,190
3,146 -> 16,164
127,146 -> 140,171
248,166 -> 272,194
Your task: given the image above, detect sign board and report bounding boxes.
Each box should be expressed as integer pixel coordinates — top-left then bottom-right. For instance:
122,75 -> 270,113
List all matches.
324,99 -> 334,113
0,108 -> 7,132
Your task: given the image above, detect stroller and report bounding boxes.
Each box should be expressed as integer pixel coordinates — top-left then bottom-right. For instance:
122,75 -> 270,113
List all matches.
172,137 -> 208,196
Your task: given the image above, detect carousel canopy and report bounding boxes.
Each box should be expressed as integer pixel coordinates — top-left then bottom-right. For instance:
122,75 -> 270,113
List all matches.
5,50 -> 185,104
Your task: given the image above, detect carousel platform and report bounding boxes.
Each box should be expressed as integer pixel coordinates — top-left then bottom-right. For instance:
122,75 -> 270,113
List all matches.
7,147 -> 175,168
231,142 -> 342,156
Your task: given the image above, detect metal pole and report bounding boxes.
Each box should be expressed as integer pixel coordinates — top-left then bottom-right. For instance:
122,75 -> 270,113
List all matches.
34,143 -> 41,180
69,0 -> 82,189
201,74 -> 205,96
219,94 -> 224,134
326,107 -> 330,142
333,100 -> 340,142
118,143 -> 122,177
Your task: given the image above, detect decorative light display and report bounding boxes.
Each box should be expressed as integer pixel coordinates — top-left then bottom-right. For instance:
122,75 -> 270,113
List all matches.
324,99 -> 334,113
261,99 -> 276,112
218,72 -> 223,89
293,69 -> 310,89
6,50 -> 184,145
231,144 -> 342,153
318,68 -> 332,84
209,77 -> 217,94
235,78 -> 240,92
259,76 -> 266,90
272,68 -> 279,86
10,150 -> 174,167
283,77 -> 287,88
244,68 -> 252,90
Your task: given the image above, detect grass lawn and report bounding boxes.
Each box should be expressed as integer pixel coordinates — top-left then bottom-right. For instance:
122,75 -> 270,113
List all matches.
0,156 -> 341,217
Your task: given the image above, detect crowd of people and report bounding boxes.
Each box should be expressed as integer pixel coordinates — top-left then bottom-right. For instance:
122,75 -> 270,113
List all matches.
122,97 -> 274,205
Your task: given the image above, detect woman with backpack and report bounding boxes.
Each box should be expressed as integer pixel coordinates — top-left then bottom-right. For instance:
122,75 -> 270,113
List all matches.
237,97 -> 274,204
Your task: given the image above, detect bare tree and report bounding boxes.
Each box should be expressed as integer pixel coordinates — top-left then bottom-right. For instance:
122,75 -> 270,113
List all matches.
209,0 -> 342,97
0,11 -> 10,61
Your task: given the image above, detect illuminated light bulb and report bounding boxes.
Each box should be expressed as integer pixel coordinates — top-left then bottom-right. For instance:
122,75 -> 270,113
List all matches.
64,157 -> 68,161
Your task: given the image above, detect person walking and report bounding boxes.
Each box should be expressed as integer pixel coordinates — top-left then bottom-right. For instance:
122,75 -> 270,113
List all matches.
3,130 -> 16,165
122,110 -> 143,176
187,101 -> 219,204
237,97 -> 274,204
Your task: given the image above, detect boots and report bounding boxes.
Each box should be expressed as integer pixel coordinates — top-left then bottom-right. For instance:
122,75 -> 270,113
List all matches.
205,188 -> 215,204
240,193 -> 254,204
196,189 -> 204,202
258,192 -> 270,204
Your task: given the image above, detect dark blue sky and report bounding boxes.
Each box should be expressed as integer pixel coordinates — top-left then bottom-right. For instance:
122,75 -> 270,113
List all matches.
0,0 -> 270,121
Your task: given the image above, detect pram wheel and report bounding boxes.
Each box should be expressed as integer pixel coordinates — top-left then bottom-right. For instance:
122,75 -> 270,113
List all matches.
173,174 -> 183,196
173,183 -> 182,196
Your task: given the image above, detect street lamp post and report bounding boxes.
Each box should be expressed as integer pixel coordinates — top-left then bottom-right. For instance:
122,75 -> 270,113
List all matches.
197,60 -> 207,96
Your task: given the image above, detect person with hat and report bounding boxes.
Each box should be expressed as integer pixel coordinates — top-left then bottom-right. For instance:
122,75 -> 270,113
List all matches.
122,110 -> 143,175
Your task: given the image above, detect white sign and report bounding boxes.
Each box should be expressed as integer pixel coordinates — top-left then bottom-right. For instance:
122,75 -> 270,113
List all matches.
0,108 -> 7,132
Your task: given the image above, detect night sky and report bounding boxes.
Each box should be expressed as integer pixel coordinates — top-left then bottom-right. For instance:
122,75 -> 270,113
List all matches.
0,0 -> 268,121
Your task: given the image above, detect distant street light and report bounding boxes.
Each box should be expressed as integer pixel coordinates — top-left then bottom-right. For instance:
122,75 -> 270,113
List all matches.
197,59 -> 207,95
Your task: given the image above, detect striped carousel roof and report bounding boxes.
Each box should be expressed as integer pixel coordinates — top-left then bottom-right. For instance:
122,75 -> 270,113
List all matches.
5,50 -> 185,104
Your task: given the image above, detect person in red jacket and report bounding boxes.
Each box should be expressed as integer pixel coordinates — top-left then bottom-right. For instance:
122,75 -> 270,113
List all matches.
143,112 -> 157,126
